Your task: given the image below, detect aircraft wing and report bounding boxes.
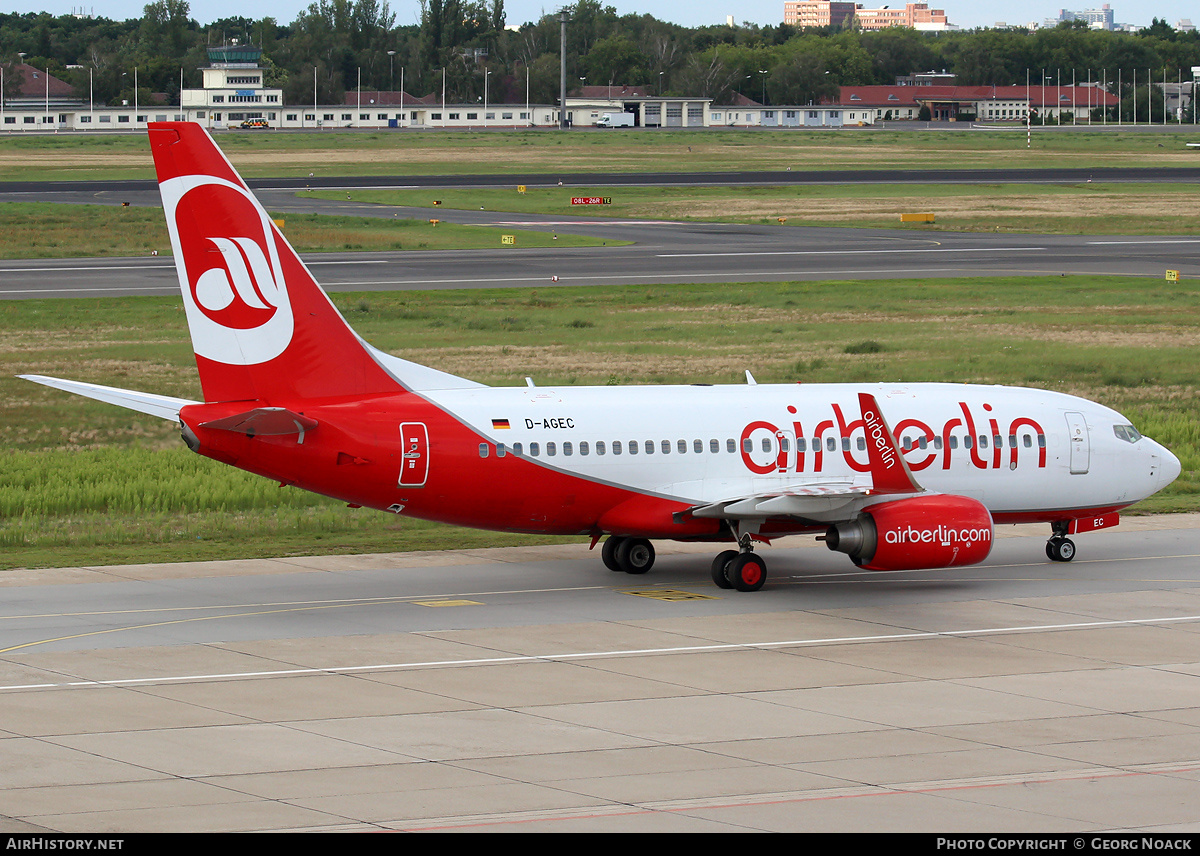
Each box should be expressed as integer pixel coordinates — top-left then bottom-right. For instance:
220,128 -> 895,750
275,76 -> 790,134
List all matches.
686,392 -> 924,522
689,481 -> 876,519
20,375 -> 199,421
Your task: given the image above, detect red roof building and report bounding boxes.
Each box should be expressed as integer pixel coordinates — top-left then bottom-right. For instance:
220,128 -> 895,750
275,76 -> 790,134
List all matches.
838,84 -> 1119,121
1,63 -> 80,109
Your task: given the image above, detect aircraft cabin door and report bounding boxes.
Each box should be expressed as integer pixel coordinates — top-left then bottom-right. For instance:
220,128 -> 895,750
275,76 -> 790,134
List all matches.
1065,412 -> 1089,474
399,422 -> 429,487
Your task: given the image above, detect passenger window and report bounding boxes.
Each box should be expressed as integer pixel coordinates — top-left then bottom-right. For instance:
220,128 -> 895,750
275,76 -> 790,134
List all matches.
628,440 -> 637,455
694,439 -> 702,453
479,443 -> 489,458
662,440 -> 671,454
579,441 -> 589,456
645,440 -> 654,454
547,442 -> 557,456
727,439 -> 736,453
596,441 -> 606,455
710,439 -> 719,453
530,442 -> 540,456
826,437 -> 836,451
563,442 -> 573,456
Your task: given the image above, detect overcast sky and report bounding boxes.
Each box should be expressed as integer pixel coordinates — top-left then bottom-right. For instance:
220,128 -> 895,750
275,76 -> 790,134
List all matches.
9,1 -> 1193,33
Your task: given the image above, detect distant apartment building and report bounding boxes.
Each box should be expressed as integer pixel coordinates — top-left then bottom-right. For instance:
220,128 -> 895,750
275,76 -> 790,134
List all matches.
783,0 -> 857,27
784,1 -> 950,30
1051,4 -> 1115,30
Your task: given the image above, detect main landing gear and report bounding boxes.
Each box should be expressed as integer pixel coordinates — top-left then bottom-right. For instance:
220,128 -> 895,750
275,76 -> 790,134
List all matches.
602,535 -> 656,575
601,535 -> 766,592
710,548 -> 767,592
1046,522 -> 1076,563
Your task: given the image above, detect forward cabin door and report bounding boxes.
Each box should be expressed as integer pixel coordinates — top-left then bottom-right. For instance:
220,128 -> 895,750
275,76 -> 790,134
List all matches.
1065,412 -> 1090,475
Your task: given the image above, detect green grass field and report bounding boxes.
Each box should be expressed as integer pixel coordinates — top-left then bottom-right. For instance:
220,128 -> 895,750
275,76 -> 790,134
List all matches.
4,276 -> 1197,569
4,128 -> 1200,181
0,202 -> 614,258
3,127 -> 1196,570
308,181 -> 1200,235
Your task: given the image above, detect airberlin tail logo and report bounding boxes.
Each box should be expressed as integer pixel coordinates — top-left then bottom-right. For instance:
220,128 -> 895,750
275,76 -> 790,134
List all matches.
160,175 -> 294,366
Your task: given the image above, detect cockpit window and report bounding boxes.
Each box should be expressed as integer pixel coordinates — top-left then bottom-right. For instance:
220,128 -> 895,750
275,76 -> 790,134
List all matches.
1113,424 -> 1142,443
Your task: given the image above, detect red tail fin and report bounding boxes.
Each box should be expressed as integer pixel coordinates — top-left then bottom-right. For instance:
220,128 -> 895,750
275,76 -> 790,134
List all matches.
149,122 -> 400,404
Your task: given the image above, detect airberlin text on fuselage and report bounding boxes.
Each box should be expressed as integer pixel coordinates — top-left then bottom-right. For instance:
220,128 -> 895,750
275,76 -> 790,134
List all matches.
739,400 -> 1048,475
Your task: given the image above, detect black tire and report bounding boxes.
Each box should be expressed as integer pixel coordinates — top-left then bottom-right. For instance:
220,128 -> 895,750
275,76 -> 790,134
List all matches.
617,538 -> 655,574
1047,537 -> 1076,562
727,553 -> 767,592
602,536 -> 625,572
710,550 -> 738,589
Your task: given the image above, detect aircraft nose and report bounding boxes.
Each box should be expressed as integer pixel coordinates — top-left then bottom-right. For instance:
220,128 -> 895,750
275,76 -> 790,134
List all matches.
1160,444 -> 1182,488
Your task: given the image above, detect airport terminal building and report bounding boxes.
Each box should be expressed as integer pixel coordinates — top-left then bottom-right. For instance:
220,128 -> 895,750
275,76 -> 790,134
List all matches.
1,46 -> 1181,133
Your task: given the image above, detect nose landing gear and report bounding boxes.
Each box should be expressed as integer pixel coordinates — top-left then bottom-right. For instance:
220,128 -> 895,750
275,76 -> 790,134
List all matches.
1046,521 -> 1076,562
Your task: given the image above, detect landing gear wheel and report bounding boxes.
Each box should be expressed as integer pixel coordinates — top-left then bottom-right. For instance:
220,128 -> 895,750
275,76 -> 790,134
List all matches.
726,553 -> 767,592
710,550 -> 738,589
602,536 -> 625,572
616,538 -> 655,574
1046,537 -> 1076,562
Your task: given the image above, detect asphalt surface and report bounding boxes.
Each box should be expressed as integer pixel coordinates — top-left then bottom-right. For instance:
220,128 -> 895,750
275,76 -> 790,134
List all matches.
1,519 -> 1197,831
2,184 -> 1199,298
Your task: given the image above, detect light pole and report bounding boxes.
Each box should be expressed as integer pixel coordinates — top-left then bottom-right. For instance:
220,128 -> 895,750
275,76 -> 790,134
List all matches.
759,69 -> 767,106
388,50 -> 395,92
559,9 -> 569,129
484,68 -> 491,127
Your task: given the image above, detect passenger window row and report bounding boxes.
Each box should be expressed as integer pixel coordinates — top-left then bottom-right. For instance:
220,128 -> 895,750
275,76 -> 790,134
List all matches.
478,433 -> 1047,458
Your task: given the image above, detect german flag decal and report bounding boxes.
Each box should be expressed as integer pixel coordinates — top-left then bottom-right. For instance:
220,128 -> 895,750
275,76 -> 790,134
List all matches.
491,418 -> 511,430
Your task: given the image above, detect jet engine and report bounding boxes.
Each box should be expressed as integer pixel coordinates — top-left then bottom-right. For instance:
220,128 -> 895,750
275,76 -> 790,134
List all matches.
822,494 -> 993,571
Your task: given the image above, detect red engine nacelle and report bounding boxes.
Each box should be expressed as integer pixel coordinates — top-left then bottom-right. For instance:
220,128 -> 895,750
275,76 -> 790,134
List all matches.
822,494 -> 994,571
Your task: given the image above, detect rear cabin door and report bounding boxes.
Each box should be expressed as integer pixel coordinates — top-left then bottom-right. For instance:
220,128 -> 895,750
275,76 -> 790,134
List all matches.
399,422 -> 429,487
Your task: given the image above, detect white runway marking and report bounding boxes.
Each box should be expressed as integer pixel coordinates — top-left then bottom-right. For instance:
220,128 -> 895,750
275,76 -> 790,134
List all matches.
5,612 -> 1198,693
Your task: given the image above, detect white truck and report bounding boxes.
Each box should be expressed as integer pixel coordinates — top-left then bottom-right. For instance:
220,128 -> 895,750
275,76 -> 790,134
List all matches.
596,112 -> 635,128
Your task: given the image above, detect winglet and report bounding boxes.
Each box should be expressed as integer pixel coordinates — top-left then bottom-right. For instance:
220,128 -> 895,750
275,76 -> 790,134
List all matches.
859,392 -> 922,494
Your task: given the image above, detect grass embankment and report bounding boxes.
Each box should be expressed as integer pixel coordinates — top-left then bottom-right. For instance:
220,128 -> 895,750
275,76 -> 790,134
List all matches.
3,128 -> 1200,181
0,202 -> 613,258
308,181 -> 1200,235
3,276 -> 1197,569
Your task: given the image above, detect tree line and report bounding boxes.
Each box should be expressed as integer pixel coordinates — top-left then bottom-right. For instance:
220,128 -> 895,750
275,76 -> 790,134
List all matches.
3,1 -> 1200,110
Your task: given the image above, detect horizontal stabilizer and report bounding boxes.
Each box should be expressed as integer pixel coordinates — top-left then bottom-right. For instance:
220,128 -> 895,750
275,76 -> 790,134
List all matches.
20,375 -> 198,421
201,407 -> 318,439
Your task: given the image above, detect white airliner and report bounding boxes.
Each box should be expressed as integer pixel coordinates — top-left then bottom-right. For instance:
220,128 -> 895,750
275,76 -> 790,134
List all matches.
22,123 -> 1181,591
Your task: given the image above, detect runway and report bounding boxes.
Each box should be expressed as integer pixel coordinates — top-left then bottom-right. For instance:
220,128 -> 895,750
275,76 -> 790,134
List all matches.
2,223 -> 1198,299
1,517 -> 1198,832
3,168 -> 1200,298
